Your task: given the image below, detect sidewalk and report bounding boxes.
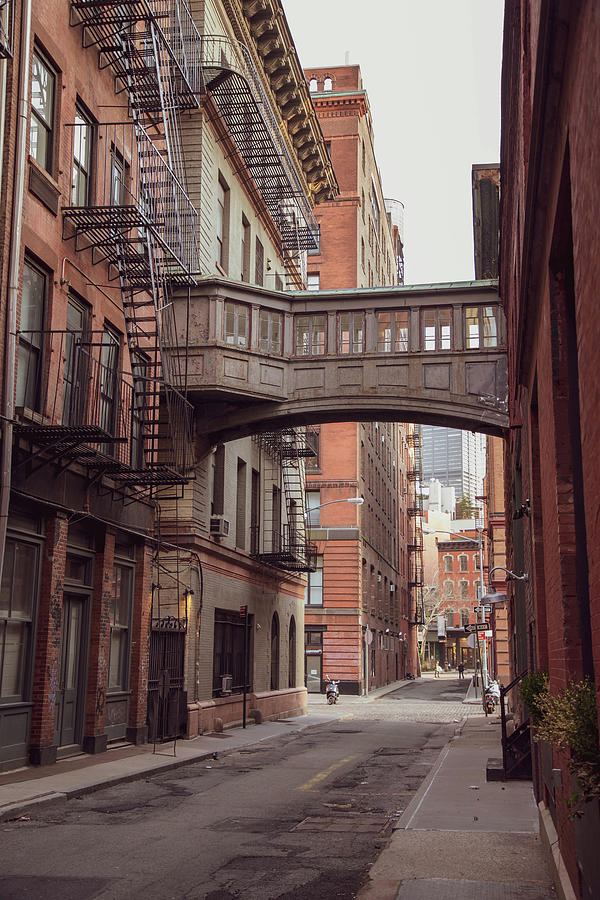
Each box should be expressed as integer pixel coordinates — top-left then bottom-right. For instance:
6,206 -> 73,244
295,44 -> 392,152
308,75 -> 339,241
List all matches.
358,715 -> 555,899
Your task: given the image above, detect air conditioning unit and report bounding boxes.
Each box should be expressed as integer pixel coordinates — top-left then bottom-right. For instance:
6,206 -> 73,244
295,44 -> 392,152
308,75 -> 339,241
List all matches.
220,674 -> 233,696
210,516 -> 230,537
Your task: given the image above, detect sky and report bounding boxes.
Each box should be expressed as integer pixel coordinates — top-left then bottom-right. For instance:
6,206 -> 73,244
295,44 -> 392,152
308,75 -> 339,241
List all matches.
282,0 -> 504,286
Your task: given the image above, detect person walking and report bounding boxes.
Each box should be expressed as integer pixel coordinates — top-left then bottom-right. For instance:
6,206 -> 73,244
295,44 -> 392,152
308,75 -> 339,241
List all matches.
434,661 -> 442,678
458,663 -> 465,680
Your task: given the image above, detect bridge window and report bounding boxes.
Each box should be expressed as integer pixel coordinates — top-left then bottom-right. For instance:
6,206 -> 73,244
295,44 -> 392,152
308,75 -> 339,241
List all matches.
423,308 -> 452,351
259,309 -> 282,354
295,315 -> 326,356
377,310 -> 409,352
224,301 -> 249,348
465,306 -> 498,348
338,312 -> 364,354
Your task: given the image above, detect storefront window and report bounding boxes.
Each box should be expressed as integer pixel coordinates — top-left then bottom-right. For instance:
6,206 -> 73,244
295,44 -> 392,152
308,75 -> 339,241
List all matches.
0,538 -> 39,701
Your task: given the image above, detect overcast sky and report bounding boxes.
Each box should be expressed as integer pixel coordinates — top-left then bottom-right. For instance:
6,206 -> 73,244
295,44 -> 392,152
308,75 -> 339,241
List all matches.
282,0 -> 504,286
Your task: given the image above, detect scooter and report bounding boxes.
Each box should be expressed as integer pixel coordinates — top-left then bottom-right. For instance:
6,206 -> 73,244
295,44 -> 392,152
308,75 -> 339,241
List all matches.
484,679 -> 500,713
325,676 -> 340,704
405,672 -> 416,680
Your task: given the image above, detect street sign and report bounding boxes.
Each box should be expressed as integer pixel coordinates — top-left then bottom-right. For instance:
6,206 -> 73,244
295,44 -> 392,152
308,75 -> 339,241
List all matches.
464,622 -> 490,634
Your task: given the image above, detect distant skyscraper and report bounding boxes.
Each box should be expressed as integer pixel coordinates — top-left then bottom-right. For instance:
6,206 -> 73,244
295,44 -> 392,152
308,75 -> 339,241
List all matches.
421,427 -> 486,508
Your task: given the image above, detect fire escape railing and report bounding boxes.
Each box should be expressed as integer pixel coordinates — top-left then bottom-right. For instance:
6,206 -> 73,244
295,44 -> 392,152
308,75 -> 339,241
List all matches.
407,428 -> 424,625
68,0 -> 201,487
0,0 -> 13,58
199,35 -> 320,255
252,428 -> 317,573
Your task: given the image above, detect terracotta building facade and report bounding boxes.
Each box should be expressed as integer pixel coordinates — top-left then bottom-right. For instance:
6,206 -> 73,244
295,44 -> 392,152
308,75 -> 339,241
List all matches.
302,65 -> 417,695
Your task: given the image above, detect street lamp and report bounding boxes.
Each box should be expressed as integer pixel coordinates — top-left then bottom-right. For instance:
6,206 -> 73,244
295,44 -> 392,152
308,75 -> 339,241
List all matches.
306,495 -> 364,525
482,566 -> 529,604
422,524 -> 488,687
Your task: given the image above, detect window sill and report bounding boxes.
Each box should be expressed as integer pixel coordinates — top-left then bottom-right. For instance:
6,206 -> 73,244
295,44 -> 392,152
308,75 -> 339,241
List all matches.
28,156 -> 61,215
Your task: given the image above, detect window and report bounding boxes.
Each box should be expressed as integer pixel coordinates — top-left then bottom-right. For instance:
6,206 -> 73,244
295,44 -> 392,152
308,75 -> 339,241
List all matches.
250,469 -> 260,554
0,537 -> 39,701
304,555 -> 323,605
241,215 -> 250,281
16,259 -> 46,411
72,105 -> 92,206
306,427 -> 320,469
30,50 -> 55,172
295,314 -> 326,355
62,294 -> 90,426
460,608 -> 470,627
99,325 -> 120,449
216,176 -> 230,271
377,310 -> 409,352
236,458 -> 246,550
339,312 -> 364,354
109,564 -> 133,691
259,309 -> 282,354
445,607 -> 455,626
361,140 -> 366,173
288,617 -> 296,688
370,186 -> 380,232
213,609 -> 251,695
309,78 -> 318,92
307,273 -> 320,291
306,490 -> 321,526
465,306 -> 498,348
211,444 -> 225,515
361,238 -> 365,269
459,554 -> 468,572
255,237 -> 264,286
323,77 -> 332,91
422,308 -> 452,350
444,580 -> 454,599
110,146 -> 128,206
270,612 -> 280,690
224,301 -> 249,348
460,580 -> 469,601
443,555 -> 453,573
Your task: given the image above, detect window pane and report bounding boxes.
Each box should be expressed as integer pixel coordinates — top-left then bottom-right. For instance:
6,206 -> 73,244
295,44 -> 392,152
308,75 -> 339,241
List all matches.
439,309 -> 452,350
312,316 -> 326,354
237,306 -> 248,347
353,314 -> 364,353
465,307 -> 479,348
394,311 -> 409,351
377,312 -> 392,352
423,310 -> 435,350
225,303 -> 235,343
339,313 -> 351,354
30,116 -> 49,168
306,491 -> 320,526
259,310 -> 269,351
483,306 -> 498,347
12,542 -> 37,618
271,313 -> 281,354
0,541 -> 14,617
31,55 -> 54,124
109,628 -> 126,690
295,317 -> 310,355
0,621 -> 27,699
114,565 -> 132,626
21,263 -> 45,334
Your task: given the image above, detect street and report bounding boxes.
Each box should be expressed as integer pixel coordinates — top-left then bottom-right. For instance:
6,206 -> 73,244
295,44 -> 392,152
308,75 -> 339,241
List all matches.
0,678 -> 468,900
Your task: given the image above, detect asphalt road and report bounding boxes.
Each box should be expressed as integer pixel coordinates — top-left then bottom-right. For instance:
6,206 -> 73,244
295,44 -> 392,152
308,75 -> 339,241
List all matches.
0,680 -> 465,900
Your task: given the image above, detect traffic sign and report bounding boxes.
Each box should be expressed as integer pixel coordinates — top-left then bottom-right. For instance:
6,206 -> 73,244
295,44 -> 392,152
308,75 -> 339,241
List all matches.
464,622 -> 490,634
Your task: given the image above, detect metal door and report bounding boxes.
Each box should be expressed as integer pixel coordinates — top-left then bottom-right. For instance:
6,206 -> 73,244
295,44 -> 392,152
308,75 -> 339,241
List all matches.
305,652 -> 322,693
54,594 -> 86,747
147,628 -> 187,743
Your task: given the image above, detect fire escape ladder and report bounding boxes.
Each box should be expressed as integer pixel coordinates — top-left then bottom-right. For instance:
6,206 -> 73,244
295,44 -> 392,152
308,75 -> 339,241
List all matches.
407,427 -> 424,624
0,0 -> 13,58
252,429 -> 316,572
199,35 -> 319,258
66,0 -> 200,487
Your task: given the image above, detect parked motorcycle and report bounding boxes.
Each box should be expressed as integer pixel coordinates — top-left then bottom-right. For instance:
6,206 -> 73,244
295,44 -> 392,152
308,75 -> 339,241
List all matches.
325,676 -> 340,704
484,679 -> 500,713
405,672 -> 416,680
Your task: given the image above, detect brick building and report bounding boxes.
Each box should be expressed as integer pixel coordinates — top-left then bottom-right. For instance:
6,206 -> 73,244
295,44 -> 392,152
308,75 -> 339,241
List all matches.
501,1 -> 600,895
301,65 -> 417,694
0,0 -> 335,768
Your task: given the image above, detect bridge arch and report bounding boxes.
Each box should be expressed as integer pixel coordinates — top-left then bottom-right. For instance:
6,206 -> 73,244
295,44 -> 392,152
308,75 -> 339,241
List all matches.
173,277 -> 507,451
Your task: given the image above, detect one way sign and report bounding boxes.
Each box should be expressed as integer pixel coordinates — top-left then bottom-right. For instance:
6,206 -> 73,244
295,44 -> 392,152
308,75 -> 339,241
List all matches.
464,622 -> 490,634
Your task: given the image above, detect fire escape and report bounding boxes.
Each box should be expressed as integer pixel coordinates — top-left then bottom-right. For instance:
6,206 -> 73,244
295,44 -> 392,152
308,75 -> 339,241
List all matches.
407,427 -> 424,626
61,0 -> 201,488
199,35 -> 320,286
252,428 -> 317,573
0,0 -> 12,58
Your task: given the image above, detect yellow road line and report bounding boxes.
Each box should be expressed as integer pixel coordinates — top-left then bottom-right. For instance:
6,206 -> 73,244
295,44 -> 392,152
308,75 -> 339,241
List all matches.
297,755 -> 357,792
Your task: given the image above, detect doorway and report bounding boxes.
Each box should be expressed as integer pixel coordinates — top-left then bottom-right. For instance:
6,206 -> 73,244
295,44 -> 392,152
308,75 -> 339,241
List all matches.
54,594 -> 88,749
305,653 -> 322,692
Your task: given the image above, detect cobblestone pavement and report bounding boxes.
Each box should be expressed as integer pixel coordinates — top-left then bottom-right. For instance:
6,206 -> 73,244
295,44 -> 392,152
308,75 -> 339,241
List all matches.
308,677 -> 482,725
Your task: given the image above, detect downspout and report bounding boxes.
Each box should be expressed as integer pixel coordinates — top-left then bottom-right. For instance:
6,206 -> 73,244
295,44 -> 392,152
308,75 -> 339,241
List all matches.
0,0 -> 33,584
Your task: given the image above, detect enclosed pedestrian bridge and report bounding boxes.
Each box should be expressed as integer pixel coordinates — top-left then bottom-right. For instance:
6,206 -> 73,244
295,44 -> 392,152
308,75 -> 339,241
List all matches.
174,278 -> 507,451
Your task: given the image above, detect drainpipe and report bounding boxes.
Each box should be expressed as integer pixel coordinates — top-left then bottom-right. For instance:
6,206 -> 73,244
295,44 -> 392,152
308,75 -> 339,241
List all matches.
0,0 -> 33,584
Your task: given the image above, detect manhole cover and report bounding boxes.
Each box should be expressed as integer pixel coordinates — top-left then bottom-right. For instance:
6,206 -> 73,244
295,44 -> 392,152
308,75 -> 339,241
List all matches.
292,814 -> 391,834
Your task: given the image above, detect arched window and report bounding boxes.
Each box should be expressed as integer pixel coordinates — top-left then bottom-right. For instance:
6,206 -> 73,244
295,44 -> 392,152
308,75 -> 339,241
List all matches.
460,579 -> 469,600
458,554 -> 468,572
309,78 -> 318,92
444,580 -> 454,599
443,555 -> 453,573
323,77 -> 332,91
288,616 -> 296,688
270,612 -> 280,690
460,608 -> 470,626
445,607 -> 455,626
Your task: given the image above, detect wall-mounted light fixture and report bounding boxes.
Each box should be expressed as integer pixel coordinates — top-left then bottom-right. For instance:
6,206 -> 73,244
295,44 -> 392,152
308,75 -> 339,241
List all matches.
482,566 -> 529,604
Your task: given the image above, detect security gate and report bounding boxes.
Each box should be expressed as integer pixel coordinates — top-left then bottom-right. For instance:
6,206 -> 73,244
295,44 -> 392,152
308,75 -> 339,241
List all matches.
147,626 -> 187,744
